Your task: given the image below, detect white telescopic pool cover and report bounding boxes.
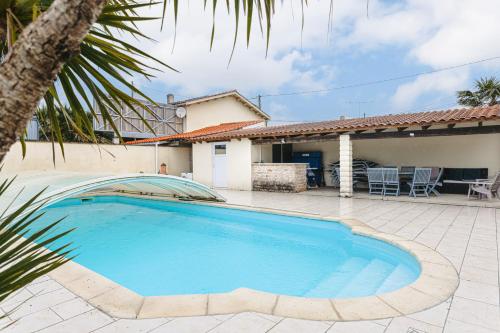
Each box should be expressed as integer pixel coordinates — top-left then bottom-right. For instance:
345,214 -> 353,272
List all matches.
0,172 -> 225,214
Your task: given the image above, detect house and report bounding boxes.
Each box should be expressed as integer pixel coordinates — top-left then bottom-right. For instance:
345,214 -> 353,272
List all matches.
114,90 -> 269,143
127,90 -> 270,189
130,101 -> 500,196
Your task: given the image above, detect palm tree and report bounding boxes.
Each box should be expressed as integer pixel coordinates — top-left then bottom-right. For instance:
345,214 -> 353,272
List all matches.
0,0 -> 307,162
457,77 -> 500,107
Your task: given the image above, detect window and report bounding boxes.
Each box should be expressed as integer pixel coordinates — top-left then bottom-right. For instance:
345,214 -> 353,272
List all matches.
214,144 -> 227,155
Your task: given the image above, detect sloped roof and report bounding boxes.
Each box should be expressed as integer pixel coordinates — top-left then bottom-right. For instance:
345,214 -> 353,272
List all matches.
172,90 -> 270,120
126,120 -> 263,145
194,105 -> 500,142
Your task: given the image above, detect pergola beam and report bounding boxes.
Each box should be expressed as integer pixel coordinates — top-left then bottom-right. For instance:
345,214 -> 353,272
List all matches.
350,125 -> 500,140
248,125 -> 500,145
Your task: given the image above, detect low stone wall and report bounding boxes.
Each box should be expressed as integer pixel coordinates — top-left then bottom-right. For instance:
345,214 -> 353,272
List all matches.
252,163 -> 308,192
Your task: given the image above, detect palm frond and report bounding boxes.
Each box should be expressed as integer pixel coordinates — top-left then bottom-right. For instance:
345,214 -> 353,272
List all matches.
0,177 -> 74,304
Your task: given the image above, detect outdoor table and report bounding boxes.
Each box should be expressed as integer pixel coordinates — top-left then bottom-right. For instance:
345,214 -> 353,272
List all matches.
443,179 -> 481,198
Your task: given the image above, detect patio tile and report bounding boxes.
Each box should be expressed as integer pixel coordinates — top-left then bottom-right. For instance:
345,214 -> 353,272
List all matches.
0,316 -> 13,331
211,314 -> 235,322
0,308 -> 61,333
28,275 -> 51,285
467,238 -> 497,250
37,309 -> 113,333
50,297 -> 95,320
94,318 -> 170,333
149,316 -> 221,333
444,318 -> 500,333
253,312 -> 282,323
207,312 -> 276,333
448,296 -> 500,331
326,321 -> 385,333
371,318 -> 391,326
384,316 -> 442,333
268,318 -> 331,333
407,299 -> 451,327
455,280 -> 500,305
466,245 -> 499,259
4,288 -> 76,320
26,279 -> 63,296
459,265 -> 499,286
0,288 -> 33,309
463,254 -> 498,270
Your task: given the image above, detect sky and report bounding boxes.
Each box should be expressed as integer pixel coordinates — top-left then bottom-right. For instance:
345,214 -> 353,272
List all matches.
128,0 -> 500,124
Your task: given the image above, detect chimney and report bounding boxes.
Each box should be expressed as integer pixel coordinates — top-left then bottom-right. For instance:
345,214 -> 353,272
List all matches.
167,93 -> 174,104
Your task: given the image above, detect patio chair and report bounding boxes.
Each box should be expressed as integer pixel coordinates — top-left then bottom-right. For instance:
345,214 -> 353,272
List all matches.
367,168 -> 384,195
469,172 -> 500,200
408,168 -> 432,197
382,168 -> 400,196
426,167 -> 444,196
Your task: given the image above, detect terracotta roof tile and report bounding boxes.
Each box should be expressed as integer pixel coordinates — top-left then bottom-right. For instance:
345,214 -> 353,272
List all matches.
126,120 -> 263,145
194,105 -> 500,142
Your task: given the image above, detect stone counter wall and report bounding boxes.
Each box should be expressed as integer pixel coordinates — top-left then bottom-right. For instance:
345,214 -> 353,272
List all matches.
252,163 -> 308,192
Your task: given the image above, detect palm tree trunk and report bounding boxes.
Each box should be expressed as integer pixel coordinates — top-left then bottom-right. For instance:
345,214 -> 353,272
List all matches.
0,0 -> 106,162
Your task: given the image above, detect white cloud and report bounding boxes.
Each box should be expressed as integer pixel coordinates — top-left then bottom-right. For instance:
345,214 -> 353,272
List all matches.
132,1 -> 342,96
338,0 -> 500,106
391,70 -> 469,109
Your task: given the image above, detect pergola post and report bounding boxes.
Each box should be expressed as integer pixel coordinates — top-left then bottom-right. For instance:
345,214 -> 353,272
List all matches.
339,134 -> 353,197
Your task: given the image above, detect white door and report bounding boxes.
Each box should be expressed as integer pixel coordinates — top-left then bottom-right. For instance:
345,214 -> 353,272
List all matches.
213,142 -> 228,188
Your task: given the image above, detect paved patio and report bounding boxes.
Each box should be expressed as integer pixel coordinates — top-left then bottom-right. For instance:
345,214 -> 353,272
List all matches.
1,190 -> 499,333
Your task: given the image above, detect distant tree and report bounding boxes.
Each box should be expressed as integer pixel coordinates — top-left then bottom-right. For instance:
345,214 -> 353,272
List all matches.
457,77 -> 500,107
37,107 -> 111,143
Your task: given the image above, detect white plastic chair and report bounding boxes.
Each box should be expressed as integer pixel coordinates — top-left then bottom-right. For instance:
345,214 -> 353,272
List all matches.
469,172 -> 500,200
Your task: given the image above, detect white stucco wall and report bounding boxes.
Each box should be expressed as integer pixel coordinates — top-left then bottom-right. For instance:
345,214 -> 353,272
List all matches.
192,142 -> 213,186
185,96 -> 264,131
2,142 -> 192,176
192,139 -> 253,190
227,139 -> 252,190
353,134 -> 500,177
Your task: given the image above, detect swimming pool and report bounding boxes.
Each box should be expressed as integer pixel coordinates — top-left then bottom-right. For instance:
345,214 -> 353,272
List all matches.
37,195 -> 421,298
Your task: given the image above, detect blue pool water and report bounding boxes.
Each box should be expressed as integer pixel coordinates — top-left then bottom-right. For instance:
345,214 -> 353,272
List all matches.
36,196 -> 420,298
